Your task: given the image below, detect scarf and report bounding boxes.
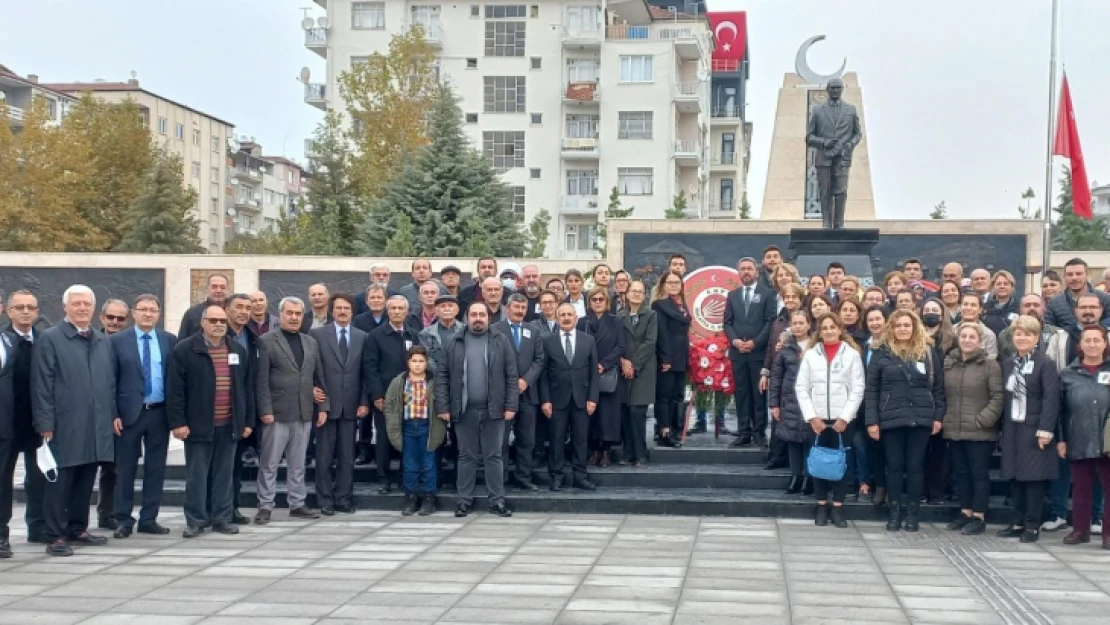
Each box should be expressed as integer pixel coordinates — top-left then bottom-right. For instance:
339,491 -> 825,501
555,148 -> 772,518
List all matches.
1010,353 -> 1030,423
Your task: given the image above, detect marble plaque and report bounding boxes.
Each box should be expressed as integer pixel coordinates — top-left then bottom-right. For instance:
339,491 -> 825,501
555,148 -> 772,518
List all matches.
0,267 -> 165,328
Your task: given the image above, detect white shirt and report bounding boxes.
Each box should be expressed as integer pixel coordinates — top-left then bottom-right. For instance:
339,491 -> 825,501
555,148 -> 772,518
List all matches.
567,295 -> 586,318
561,330 -> 577,359
334,322 -> 351,344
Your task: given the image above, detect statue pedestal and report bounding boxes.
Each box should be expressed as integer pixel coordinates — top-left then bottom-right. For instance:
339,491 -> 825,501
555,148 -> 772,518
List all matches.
788,228 -> 879,287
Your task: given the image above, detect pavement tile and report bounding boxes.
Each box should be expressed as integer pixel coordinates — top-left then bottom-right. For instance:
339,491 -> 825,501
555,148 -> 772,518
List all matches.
110,599 -> 233,615
331,604 -> 451,621
0,612 -> 93,625
345,591 -> 463,607
440,607 -> 561,623
564,598 -> 675,613
218,602 -> 341,617
79,615 -> 203,625
554,612 -> 673,625
6,596 -> 128,612
456,593 -> 570,609
903,610 -> 1003,624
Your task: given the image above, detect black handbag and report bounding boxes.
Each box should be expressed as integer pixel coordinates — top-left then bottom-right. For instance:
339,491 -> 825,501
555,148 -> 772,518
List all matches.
584,316 -> 619,393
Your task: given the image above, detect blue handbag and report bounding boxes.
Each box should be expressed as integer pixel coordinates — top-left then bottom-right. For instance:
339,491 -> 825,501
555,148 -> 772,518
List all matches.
807,433 -> 848,481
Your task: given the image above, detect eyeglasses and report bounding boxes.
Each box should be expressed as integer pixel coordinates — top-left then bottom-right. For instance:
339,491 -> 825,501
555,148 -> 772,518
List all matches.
103,315 -> 127,323
589,297 -> 607,303
203,318 -> 228,325
8,305 -> 37,312
134,308 -> 160,314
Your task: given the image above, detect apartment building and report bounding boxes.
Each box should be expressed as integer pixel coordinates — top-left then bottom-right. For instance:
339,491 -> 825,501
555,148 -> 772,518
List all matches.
227,138 -> 310,241
45,78 -> 235,253
302,0 -> 716,258
0,65 -> 76,131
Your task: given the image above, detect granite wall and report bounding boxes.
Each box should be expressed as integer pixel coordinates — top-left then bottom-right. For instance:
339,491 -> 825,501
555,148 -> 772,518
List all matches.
0,267 -> 164,328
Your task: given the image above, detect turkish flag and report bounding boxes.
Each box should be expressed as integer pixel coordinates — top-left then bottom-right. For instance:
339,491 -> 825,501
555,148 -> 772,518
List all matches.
1052,73 -> 1092,220
708,12 -> 746,62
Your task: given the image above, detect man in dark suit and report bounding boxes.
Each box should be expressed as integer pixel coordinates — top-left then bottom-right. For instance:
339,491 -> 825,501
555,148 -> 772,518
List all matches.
310,294 -> 369,515
494,294 -> 545,492
301,283 -> 333,333
178,273 -> 230,338
225,293 -> 259,524
353,284 -> 388,466
805,77 -> 863,230
0,300 -> 16,558
458,257 -> 499,318
527,289 -> 561,472
724,258 -> 776,449
365,295 -> 422,493
109,294 -> 176,538
539,303 -> 599,491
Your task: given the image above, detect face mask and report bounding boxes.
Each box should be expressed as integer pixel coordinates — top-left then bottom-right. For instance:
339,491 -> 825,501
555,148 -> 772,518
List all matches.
37,441 -> 58,482
922,314 -> 942,328
502,278 -> 516,291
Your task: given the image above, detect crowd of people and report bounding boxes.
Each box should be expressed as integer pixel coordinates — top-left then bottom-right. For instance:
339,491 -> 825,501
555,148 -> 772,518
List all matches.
2,252 -> 1110,559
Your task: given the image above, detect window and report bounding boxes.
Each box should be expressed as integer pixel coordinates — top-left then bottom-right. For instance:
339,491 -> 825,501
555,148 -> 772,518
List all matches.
484,22 -> 526,57
508,186 -> 525,223
466,113 -> 479,123
192,129 -> 201,146
565,6 -> 601,30
530,57 -> 541,70
566,169 -> 598,196
530,113 -> 542,124
175,123 -> 185,140
483,131 -> 525,170
619,55 -> 653,83
288,170 -> 296,184
471,5 -> 480,16
618,112 -> 653,139
565,224 -> 597,252
45,98 -> 57,119
410,5 -> 441,35
566,58 -> 599,83
265,190 -> 276,205
190,161 -> 201,179
530,5 -> 539,17
211,136 -> 220,152
352,2 -> 386,29
158,117 -> 167,135
210,166 -> 220,180
485,5 -> 526,18
210,229 -> 218,245
210,198 -> 220,216
351,55 -> 369,67
530,168 -> 541,179
483,76 -> 526,113
210,181 -> 220,198
564,114 -> 598,139
617,167 -> 653,195
466,58 -> 478,69
719,178 -> 734,211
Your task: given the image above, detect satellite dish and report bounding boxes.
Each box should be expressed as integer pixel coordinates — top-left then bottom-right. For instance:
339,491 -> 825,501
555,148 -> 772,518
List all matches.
317,16 -> 329,29
230,178 -> 239,185
228,208 -> 237,216
258,165 -> 267,174
129,70 -> 138,79
696,68 -> 709,81
299,67 -> 311,83
301,17 -> 314,29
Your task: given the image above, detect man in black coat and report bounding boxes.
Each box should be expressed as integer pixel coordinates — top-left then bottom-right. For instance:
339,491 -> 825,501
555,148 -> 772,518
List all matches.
539,303 -> 599,491
177,273 -> 230,338
724,258 -> 776,448
167,304 -> 254,538
353,284 -> 388,465
364,295 -> 422,493
435,302 -> 519,517
0,290 -> 47,554
493,294 -> 544,491
458,257 -> 500,319
33,285 -> 117,557
225,293 -> 259,525
1044,258 -> 1110,342
109,294 -> 176,538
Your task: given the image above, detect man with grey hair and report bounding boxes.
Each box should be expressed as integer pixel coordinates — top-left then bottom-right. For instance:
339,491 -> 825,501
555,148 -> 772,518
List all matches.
93,298 -> 128,529
365,295 -> 422,492
482,277 -> 506,325
254,296 -> 329,524
300,284 -> 332,333
34,285 -> 117,556
99,299 -> 130,336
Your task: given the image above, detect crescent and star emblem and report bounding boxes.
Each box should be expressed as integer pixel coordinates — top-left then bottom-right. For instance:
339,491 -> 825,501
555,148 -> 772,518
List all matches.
795,35 -> 847,85
714,20 -> 737,52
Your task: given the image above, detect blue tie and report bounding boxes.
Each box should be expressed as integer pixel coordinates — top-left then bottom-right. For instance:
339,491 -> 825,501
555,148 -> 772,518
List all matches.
512,324 -> 521,349
141,334 -> 153,398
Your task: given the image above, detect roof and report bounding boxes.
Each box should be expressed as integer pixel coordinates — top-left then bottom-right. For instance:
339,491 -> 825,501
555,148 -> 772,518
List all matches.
261,155 -> 306,172
42,80 -> 234,127
0,64 -> 78,100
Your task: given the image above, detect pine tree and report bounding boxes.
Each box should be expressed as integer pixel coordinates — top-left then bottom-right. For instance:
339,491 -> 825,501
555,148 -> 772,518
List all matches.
115,152 -> 204,254
526,208 -> 551,258
303,112 -> 361,256
596,186 -> 634,257
665,192 -> 688,219
359,84 -> 524,257
1018,187 -> 1041,220
1052,166 -> 1110,251
383,212 -> 417,256
739,197 -> 752,219
930,201 -> 948,219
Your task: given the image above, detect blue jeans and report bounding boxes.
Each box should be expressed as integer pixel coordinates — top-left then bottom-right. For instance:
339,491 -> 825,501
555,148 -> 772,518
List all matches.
851,426 -> 871,486
402,419 -> 437,496
1049,457 -> 1104,520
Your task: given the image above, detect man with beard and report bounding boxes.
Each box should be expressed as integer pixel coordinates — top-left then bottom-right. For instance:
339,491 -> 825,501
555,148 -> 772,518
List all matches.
520,264 -> 543,322
760,246 -> 782,291
997,294 -> 1069,368
668,254 -> 687,276
724,258 -> 776,448
459,257 -> 499,318
435,302 -> 518,517
1045,258 -> 1110,339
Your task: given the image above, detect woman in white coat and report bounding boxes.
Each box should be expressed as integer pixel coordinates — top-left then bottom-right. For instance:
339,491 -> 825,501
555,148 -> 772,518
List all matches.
796,313 -> 867,527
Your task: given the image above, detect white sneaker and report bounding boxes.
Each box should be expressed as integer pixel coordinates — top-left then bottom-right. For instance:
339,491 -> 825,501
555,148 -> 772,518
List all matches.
1093,520 -> 1103,535
1041,516 -> 1068,532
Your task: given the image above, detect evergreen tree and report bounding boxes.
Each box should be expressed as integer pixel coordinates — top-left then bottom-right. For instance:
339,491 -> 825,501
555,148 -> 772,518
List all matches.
115,152 -> 204,254
383,212 -> 417,256
1018,187 -> 1041,220
739,198 -> 752,219
665,192 -> 688,219
526,208 -> 551,258
596,186 -> 634,257
929,201 -> 948,219
303,112 -> 361,256
359,84 -> 523,257
1052,166 -> 1110,251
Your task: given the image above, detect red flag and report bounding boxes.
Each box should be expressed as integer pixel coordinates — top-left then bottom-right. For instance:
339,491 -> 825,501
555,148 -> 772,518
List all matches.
1052,74 -> 1092,220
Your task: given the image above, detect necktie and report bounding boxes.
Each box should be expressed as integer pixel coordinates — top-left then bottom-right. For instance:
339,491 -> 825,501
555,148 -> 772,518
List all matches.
632,314 -> 639,327
141,334 -> 153,398
339,328 -> 349,362
512,324 -> 521,349
78,329 -> 90,339
564,332 -> 574,362
743,286 -> 751,313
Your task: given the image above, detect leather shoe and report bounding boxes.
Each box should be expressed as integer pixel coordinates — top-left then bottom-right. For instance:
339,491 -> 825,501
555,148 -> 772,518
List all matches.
687,423 -> 708,434
232,511 -> 250,525
354,450 -> 372,466
137,522 -> 170,535
574,479 -> 597,491
289,507 -> 321,519
729,435 -> 752,448
70,532 -> 108,546
515,478 -> 540,492
377,480 -> 392,495
321,507 -> 337,516
98,516 -> 117,530
254,509 -> 272,525
113,526 -> 133,539
0,539 -> 11,558
752,434 -> 769,449
549,478 -> 562,492
212,523 -> 240,535
1064,531 -> 1091,545
26,531 -> 48,545
419,495 -> 436,516
335,504 -> 356,514
182,526 -> 204,539
46,539 -> 73,556
996,525 -> 1024,538
489,502 -> 512,517
454,502 -> 471,518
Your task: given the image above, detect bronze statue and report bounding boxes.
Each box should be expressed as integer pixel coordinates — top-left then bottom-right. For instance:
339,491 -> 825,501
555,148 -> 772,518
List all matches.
805,78 -> 861,229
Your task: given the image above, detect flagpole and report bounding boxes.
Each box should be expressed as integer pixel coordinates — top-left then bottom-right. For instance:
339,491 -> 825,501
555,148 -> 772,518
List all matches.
1041,0 -> 1059,277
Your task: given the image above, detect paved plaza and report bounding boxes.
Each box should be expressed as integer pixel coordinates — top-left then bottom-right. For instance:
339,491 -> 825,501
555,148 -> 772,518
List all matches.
2,505 -> 1110,625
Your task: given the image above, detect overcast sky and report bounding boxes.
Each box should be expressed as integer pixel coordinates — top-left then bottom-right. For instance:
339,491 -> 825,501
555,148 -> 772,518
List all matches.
4,0 -> 1107,220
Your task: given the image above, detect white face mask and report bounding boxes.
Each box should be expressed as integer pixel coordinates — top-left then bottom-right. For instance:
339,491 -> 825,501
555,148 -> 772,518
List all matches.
37,441 -> 58,482
502,278 -> 517,291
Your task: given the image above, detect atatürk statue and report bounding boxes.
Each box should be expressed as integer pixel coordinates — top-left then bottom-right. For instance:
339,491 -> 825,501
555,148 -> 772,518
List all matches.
805,78 -> 861,229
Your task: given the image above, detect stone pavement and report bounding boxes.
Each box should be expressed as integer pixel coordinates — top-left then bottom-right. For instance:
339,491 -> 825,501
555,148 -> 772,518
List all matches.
2,506 -> 1110,625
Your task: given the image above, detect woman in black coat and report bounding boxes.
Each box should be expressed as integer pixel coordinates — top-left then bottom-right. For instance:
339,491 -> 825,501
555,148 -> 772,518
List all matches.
652,270 -> 691,448
768,311 -> 812,493
997,315 -> 1059,543
579,285 -> 625,467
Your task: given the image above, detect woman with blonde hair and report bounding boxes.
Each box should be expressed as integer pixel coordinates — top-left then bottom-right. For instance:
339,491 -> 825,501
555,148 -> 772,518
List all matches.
865,309 -> 947,532
772,263 -> 801,314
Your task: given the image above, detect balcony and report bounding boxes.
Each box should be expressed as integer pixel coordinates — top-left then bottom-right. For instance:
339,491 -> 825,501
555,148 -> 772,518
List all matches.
563,81 -> 600,104
710,152 -> 738,171
673,81 -> 701,113
561,137 -> 599,159
606,24 -> 702,59
673,139 -> 701,167
233,195 -> 262,212
233,166 -> 263,185
711,59 -> 743,74
304,83 -> 326,110
561,24 -> 602,48
560,195 -> 600,216
711,104 -> 742,123
305,28 -> 328,58
304,138 -> 318,159
409,21 -> 443,47
4,104 -> 25,127
708,200 -> 736,219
